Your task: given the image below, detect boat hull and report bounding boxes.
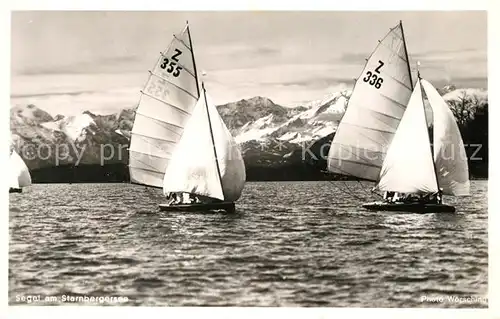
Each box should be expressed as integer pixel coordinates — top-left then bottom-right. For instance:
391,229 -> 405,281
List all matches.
159,202 -> 236,213
362,201 -> 455,213
9,188 -> 22,193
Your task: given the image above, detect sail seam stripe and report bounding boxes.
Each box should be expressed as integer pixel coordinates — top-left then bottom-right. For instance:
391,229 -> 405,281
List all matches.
328,157 -> 383,169
140,91 -> 192,115
380,94 -> 407,110
129,149 -> 172,162
382,71 -> 413,91
129,165 -> 165,174
330,142 -> 385,165
129,133 -> 174,157
343,104 -> 402,121
130,131 -> 178,144
129,149 -> 172,160
330,142 -> 387,156
331,125 -> 389,153
129,180 -> 163,189
130,154 -> 167,176
133,108 -> 185,131
338,121 -> 397,135
149,72 -> 198,99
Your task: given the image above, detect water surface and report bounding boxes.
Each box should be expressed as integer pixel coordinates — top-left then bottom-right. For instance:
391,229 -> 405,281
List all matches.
9,181 -> 488,307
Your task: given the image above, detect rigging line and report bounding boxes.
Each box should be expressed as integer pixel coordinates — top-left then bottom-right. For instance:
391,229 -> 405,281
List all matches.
376,40 -> 408,65
202,82 -> 224,196
323,173 -> 372,202
186,22 -> 201,98
377,67 -> 413,91
400,20 -> 414,88
308,159 -> 374,202
173,34 -> 192,53
418,73 -> 441,193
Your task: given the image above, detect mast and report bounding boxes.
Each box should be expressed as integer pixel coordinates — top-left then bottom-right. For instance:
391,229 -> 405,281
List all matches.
400,20 -> 414,88
417,66 -> 441,197
202,82 -> 224,198
186,21 -> 200,97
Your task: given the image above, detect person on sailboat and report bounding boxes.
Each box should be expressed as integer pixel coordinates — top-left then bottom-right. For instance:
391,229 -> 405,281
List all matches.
189,193 -> 201,204
166,192 -> 176,205
383,191 -> 395,202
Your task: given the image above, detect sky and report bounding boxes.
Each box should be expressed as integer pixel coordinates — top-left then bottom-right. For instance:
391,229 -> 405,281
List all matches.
10,11 -> 487,116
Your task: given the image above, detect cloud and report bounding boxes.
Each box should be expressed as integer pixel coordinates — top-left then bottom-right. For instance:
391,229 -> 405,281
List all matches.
339,52 -> 370,64
16,54 -> 142,76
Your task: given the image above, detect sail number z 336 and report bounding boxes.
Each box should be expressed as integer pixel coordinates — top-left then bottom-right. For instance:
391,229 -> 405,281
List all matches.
362,60 -> 384,89
160,49 -> 183,77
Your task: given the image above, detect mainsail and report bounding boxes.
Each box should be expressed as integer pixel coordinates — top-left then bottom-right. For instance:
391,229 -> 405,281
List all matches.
10,150 -> 32,189
421,79 -> 470,196
129,24 -> 200,188
162,86 -> 246,202
376,79 -> 438,194
327,21 -> 413,181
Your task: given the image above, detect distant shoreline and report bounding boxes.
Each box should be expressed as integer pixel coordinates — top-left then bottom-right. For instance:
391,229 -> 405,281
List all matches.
27,163 -> 488,184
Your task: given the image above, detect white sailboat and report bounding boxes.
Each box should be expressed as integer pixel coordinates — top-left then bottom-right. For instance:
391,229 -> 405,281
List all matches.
128,22 -> 246,212
363,71 -> 470,213
159,83 -> 246,212
9,150 -> 32,193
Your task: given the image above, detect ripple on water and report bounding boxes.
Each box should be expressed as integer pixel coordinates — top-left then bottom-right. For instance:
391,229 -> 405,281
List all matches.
8,181 -> 488,307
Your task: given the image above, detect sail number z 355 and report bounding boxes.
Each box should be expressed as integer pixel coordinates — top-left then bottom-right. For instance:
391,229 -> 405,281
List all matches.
160,49 -> 183,77
362,60 -> 384,89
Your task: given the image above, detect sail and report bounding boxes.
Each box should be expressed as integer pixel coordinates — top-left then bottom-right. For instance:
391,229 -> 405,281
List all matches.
376,79 -> 438,194
162,88 -> 246,202
205,92 -> 246,201
10,150 -> 32,189
327,22 -> 413,181
129,24 -> 200,188
421,79 -> 470,196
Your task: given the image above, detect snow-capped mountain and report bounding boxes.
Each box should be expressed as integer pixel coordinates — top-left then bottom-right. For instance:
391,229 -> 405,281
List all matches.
9,85 -> 487,173
41,113 -> 96,142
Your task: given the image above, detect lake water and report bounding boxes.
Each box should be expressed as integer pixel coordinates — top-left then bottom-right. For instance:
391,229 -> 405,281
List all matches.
9,181 -> 488,307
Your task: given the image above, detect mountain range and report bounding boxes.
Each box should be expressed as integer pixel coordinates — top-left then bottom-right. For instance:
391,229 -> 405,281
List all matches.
10,85 -> 488,182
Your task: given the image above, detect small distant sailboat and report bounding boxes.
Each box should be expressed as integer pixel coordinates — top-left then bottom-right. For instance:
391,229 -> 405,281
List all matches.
363,71 -> 470,213
128,22 -> 245,212
9,150 -> 32,193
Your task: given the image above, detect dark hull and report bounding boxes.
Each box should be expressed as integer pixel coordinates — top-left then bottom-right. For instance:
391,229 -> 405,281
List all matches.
9,188 -> 22,193
362,201 -> 455,213
159,202 -> 235,213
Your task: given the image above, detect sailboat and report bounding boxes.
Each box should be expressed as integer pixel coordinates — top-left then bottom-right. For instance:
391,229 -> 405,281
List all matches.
128,22 -> 246,212
362,71 -> 470,213
159,82 -> 246,212
9,149 -> 32,193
